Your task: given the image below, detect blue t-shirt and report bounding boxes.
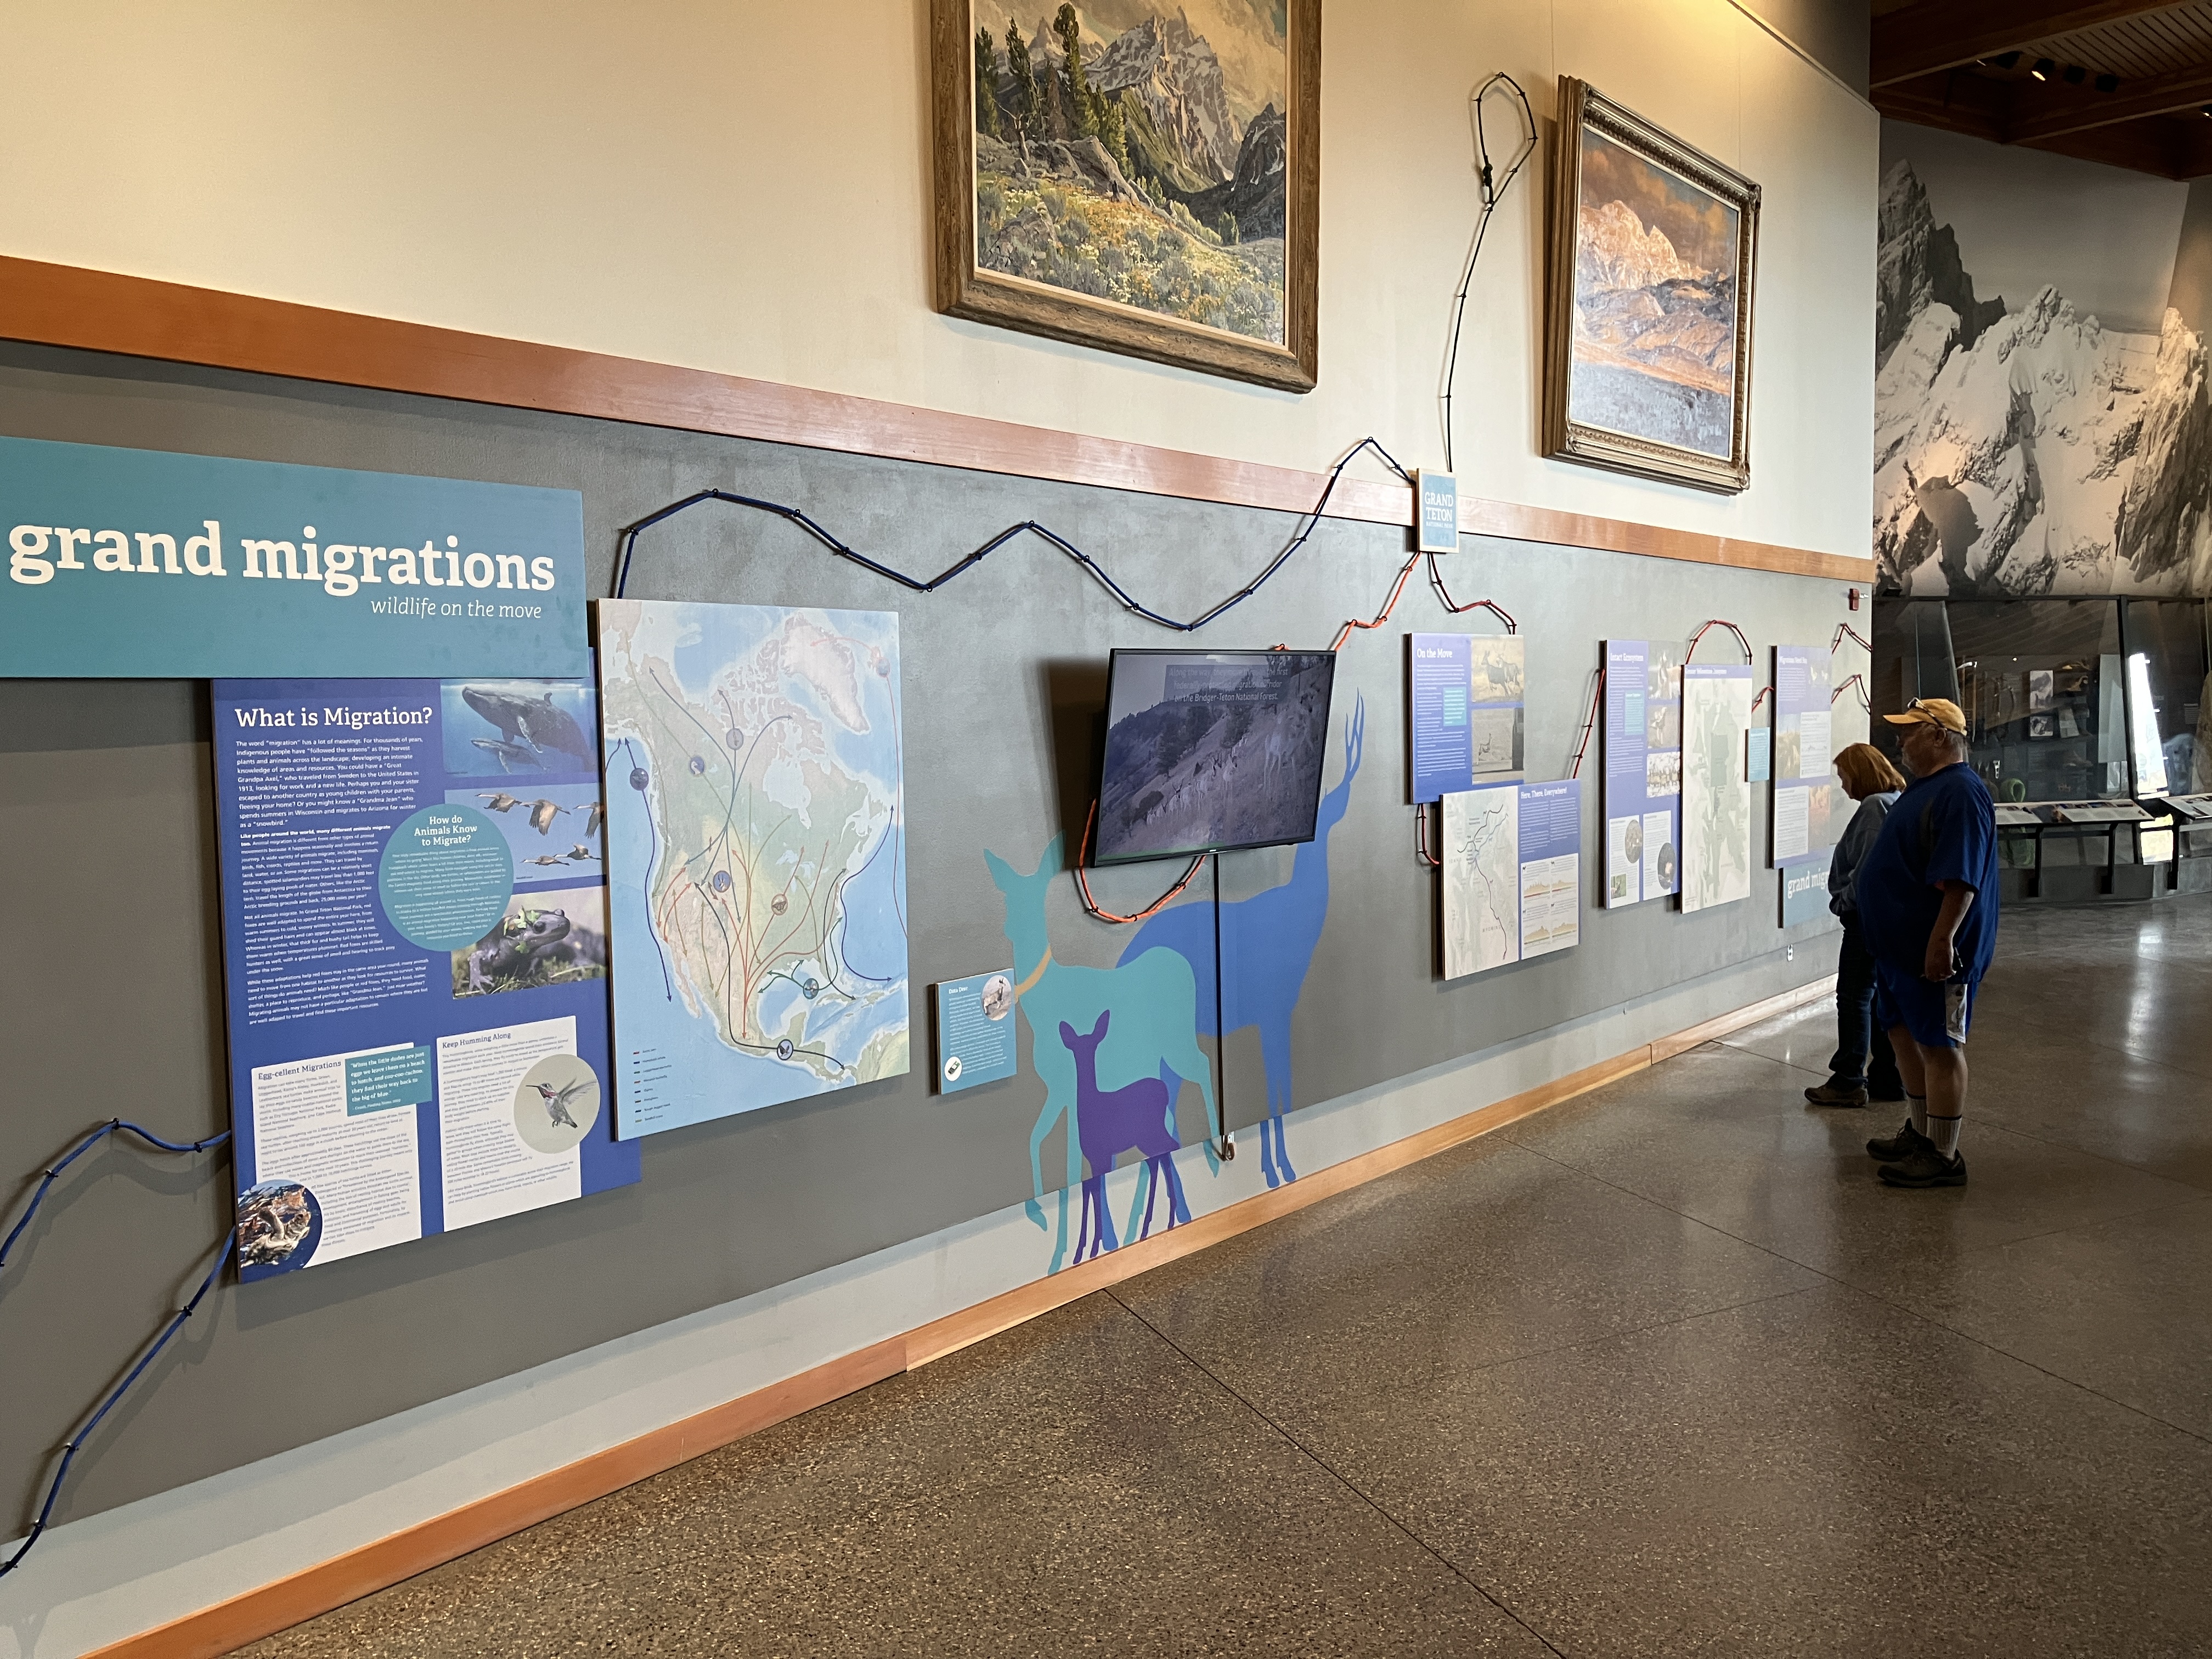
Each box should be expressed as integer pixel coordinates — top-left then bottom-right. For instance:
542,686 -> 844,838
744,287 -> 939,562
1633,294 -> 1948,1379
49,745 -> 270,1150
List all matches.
1854,763 -> 1999,981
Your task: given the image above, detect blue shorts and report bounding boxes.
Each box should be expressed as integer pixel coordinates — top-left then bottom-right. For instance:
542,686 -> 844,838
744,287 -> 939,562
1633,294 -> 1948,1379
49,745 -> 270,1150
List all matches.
1874,961 -> 1974,1049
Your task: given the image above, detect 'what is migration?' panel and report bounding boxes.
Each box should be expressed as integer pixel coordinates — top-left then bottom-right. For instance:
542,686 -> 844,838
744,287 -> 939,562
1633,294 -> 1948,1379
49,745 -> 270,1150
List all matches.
212,675 -> 638,1282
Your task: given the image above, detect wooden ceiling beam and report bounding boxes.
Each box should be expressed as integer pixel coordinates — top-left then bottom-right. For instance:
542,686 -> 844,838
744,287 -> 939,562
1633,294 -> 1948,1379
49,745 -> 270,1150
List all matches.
2007,65 -> 2212,140
1872,0 -> 2193,88
1871,70 -> 2010,142
2176,116 -> 2212,176
2017,115 -> 2187,174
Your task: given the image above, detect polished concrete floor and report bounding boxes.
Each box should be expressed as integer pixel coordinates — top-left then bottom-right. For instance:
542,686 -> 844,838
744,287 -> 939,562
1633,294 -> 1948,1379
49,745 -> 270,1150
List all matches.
241,899 -> 2212,1657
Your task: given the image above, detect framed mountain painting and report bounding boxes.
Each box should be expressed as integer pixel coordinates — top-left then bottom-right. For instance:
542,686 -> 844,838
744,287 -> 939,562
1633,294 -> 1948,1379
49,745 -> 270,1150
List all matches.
930,1 -> 1320,392
1543,80 -> 1760,493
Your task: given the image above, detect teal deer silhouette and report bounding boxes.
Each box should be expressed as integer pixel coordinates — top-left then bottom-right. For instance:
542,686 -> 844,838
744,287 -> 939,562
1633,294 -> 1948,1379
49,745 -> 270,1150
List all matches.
985,837 -> 1220,1273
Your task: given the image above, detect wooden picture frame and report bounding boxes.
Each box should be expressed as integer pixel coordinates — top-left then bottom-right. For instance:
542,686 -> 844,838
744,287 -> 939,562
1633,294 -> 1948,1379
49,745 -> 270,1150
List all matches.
1544,80 -> 1760,493
930,0 -> 1319,393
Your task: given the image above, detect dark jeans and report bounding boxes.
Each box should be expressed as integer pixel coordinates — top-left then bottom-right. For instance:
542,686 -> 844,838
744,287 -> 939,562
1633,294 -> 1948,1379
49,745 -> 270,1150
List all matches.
1831,915 -> 1905,1099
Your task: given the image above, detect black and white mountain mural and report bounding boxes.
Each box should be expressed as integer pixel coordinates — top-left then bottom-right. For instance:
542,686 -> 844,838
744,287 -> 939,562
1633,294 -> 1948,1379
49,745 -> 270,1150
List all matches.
1876,159 -> 2212,597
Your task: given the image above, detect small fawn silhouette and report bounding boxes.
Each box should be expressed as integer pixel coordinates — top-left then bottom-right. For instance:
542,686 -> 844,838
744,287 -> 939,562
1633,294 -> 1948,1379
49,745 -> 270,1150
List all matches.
1058,1009 -> 1191,1262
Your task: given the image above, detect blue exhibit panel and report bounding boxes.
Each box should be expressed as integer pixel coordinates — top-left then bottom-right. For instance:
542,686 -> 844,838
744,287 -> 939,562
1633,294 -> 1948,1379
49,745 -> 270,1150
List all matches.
1409,633 -> 1473,803
1601,640 -> 1647,907
1519,778 -> 1582,863
2,436 -> 586,678
1781,863 -> 1830,926
212,674 -> 635,1283
1772,644 -> 1837,927
934,971 -> 1020,1093
1517,778 -> 1583,960
1770,644 -> 1835,870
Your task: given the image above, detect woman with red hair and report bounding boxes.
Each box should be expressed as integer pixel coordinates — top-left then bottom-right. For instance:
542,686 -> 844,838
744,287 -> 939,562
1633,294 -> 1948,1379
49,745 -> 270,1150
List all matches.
1805,742 -> 1908,1108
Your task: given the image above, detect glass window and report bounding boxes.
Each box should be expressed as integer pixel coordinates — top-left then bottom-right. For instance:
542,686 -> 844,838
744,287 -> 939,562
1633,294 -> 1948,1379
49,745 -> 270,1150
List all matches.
1869,599 -> 1958,777
2124,600 -> 2209,797
1945,599 -> 2124,802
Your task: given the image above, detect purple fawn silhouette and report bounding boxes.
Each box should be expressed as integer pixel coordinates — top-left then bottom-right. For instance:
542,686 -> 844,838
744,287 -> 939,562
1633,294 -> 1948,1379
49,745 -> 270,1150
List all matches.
1057,1009 -> 1190,1263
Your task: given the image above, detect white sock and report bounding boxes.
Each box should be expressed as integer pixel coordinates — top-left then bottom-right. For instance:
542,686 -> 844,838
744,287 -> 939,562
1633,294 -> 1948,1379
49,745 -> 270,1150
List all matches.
1927,1114 -> 1962,1159
1908,1095 -> 1927,1136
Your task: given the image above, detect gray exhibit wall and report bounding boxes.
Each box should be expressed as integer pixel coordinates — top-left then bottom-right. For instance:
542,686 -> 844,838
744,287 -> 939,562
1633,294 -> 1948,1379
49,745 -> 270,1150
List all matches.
0,340 -> 1850,1531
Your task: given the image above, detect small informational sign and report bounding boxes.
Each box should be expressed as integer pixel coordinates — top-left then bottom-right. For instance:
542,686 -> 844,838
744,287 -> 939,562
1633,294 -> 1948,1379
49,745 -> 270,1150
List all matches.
2,436 -> 587,678
1746,727 -> 1771,782
933,971 -> 1020,1093
1409,632 -> 1525,803
1415,469 -> 1459,554
1780,862 -> 1830,927
212,673 -> 637,1282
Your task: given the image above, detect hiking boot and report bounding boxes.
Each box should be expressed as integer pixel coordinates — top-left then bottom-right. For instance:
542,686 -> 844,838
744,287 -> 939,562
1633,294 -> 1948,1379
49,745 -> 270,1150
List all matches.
1866,1119 -> 1925,1160
1805,1080 -> 1869,1108
1878,1145 -> 1967,1188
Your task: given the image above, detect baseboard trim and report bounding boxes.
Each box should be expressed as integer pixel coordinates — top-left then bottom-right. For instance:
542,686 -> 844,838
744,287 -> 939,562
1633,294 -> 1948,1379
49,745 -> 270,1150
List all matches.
86,972 -> 1831,1659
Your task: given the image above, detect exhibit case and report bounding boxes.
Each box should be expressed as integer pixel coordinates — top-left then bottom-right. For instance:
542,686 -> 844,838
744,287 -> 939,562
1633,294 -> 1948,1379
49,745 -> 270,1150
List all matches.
1873,596 -> 2212,899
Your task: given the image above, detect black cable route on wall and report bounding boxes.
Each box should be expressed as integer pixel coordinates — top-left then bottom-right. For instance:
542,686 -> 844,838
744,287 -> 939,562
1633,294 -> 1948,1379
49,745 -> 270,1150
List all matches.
2,1121 -> 233,1577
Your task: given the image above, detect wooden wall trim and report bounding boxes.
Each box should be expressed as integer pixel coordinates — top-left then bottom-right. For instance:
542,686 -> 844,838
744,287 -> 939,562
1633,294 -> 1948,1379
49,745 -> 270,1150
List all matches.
0,257 -> 1872,584
83,972 -> 1833,1659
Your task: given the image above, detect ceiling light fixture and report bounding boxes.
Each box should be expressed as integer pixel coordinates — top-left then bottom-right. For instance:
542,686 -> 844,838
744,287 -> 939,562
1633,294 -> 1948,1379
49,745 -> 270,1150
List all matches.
2095,72 -> 2119,92
1994,50 -> 2021,69
2062,64 -> 2087,84
2032,57 -> 2056,80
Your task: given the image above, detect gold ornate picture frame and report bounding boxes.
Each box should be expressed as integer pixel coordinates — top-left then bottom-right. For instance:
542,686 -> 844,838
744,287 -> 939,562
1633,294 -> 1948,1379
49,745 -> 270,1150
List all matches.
930,1 -> 1320,393
1544,79 -> 1759,493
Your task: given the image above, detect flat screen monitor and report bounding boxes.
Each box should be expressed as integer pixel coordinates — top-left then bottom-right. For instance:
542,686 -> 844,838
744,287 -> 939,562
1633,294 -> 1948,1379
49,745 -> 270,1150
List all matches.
1094,648 -> 1338,864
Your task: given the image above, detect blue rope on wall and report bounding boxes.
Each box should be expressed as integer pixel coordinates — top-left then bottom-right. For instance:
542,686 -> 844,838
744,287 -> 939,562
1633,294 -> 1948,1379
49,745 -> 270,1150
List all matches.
2,1122 -> 232,1577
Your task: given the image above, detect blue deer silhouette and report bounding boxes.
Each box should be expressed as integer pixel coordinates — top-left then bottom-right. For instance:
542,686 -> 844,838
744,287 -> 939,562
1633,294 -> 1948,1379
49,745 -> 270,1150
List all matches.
986,838 -> 1220,1273
1119,694 -> 1364,1188
1057,1009 -> 1190,1262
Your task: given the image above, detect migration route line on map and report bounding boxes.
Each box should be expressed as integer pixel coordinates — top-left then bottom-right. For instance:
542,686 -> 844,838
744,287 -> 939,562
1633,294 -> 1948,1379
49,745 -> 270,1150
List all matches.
656,861 -> 853,1076
646,651 -> 906,1000
1462,803 -> 1517,961
613,738 -> 677,1001
640,666 -> 811,1019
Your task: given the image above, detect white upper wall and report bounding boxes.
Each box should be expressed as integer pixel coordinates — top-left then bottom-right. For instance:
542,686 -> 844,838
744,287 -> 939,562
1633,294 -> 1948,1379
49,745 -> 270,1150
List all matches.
0,0 -> 1876,560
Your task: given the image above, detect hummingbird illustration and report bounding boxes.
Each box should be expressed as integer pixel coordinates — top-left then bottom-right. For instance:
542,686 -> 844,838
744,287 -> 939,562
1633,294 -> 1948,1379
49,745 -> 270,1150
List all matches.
529,1077 -> 590,1130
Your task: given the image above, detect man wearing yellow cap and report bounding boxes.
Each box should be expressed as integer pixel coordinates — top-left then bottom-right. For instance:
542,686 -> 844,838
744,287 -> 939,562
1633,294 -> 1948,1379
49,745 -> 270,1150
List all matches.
1852,698 -> 1997,1188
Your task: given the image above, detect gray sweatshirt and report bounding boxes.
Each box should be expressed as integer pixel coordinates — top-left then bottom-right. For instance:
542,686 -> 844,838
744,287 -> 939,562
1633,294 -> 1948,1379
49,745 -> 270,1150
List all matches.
1829,791 -> 1899,916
